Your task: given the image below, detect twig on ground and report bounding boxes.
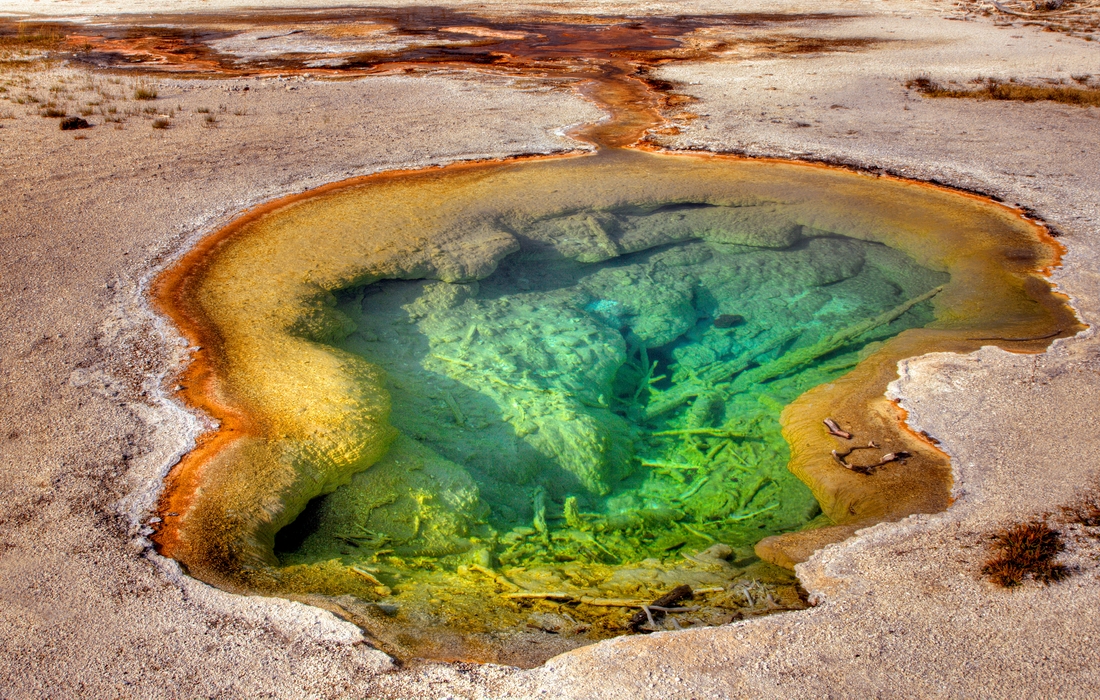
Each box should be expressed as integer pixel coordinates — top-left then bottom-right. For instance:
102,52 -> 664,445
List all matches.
832,441 -> 910,474
823,417 -> 852,439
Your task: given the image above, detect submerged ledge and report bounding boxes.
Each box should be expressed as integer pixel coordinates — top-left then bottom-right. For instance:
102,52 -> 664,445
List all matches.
151,147 -> 1079,665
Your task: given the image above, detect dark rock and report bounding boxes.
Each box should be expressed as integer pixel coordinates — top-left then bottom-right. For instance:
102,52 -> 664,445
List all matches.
713,313 -> 745,328
59,117 -> 91,131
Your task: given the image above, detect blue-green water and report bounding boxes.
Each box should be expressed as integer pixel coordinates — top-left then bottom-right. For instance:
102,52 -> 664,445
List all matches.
159,146 -> 1075,664
278,207 -> 946,574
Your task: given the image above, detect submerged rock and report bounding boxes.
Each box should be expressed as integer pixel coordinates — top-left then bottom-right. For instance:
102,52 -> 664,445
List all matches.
292,434 -> 486,560
713,314 -> 745,328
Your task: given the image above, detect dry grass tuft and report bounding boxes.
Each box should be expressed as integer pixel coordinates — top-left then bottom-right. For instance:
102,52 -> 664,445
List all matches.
151,117 -> 170,129
1062,491 -> 1100,527
134,85 -> 158,101
0,23 -> 63,72
982,520 -> 1069,588
907,75 -> 1100,107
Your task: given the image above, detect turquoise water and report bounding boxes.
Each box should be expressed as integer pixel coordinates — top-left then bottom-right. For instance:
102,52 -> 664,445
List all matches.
158,147 -> 1074,663
277,208 -> 947,572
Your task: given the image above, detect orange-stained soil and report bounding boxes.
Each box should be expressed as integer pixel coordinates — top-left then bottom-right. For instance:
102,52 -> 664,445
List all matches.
6,9 -> 877,150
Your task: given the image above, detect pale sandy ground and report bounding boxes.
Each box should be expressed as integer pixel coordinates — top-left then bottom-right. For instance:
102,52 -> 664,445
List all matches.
2,1 -> 1099,698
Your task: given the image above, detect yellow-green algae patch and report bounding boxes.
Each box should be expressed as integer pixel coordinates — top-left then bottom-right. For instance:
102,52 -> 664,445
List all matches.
155,149 -> 1078,665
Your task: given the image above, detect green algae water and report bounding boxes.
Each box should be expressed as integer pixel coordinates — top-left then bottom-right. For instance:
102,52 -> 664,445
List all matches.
280,225 -> 944,569
157,150 -> 1077,666
271,200 -> 949,659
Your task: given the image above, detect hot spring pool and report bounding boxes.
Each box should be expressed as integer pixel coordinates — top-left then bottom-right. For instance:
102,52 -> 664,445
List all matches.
155,149 -> 1077,664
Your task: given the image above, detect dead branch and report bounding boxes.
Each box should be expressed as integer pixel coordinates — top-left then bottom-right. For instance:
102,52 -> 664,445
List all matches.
832,442 -> 911,474
470,564 -> 521,591
629,584 -> 694,631
824,417 -> 853,439
504,591 -> 574,600
727,285 -> 944,395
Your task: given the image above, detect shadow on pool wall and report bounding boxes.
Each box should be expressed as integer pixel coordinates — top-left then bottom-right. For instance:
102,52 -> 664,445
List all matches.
152,146 -> 1079,665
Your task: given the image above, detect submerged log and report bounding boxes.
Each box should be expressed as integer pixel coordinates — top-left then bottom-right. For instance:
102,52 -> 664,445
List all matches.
629,584 -> 694,631
642,285 -> 942,421
643,331 -> 798,420
726,285 -> 944,394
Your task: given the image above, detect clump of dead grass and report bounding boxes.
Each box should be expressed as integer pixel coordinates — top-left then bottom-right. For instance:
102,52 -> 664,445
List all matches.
982,520 -> 1069,588
1062,489 -> 1100,527
907,75 -> 1100,107
133,84 -> 158,101
59,115 -> 90,131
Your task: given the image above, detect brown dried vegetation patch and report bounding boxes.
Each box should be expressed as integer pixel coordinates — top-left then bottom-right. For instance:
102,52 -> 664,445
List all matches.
0,24 -> 64,51
1062,487 -> 1100,528
0,23 -> 64,72
907,75 -> 1100,107
982,520 -> 1069,587
755,35 -> 878,55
